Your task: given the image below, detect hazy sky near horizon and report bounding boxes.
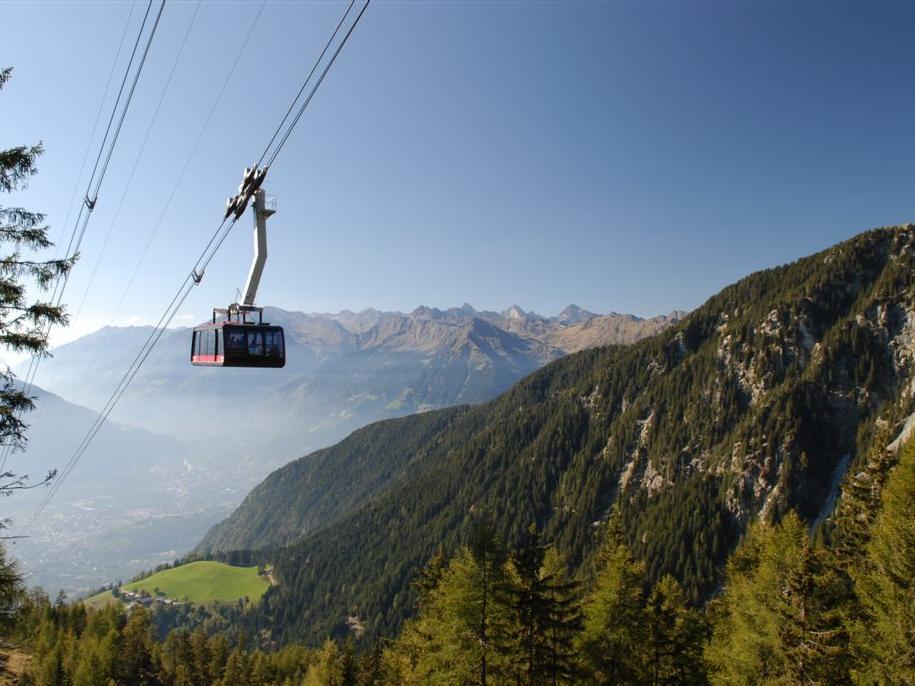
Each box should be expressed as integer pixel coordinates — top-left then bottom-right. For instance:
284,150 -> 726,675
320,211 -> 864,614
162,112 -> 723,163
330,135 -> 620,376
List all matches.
2,0 -> 914,349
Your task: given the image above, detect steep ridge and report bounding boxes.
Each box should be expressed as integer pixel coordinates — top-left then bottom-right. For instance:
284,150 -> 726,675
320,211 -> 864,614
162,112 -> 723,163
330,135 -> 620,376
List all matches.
197,407 -> 469,553
218,226 -> 915,645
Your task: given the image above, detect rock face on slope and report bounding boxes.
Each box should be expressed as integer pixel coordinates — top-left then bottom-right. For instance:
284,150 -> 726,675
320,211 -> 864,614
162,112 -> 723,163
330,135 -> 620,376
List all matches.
204,226 -> 915,646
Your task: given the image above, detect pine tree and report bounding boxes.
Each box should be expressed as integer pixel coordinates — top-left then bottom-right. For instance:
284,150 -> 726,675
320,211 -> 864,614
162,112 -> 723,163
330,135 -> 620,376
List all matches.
828,421 -> 897,570
642,575 -> 707,686
776,543 -> 850,685
0,544 -> 22,630
706,513 -> 848,686
385,522 -> 513,685
0,67 -> 74,490
576,516 -> 647,686
38,641 -> 67,686
221,647 -> 251,686
412,549 -> 448,609
72,635 -> 111,686
705,519 -> 790,686
850,435 -> 915,684
358,644 -> 384,686
249,651 -> 273,686
303,640 -> 343,686
506,524 -> 580,686
461,519 -> 512,686
339,637 -> 358,686
207,634 -> 230,684
114,608 -> 157,686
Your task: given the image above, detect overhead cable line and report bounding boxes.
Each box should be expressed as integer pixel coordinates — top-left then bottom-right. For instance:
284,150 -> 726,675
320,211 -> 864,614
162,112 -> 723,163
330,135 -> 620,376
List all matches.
1,2 -> 136,473
83,0 -> 268,383
31,0 -> 370,521
17,0 -> 157,401
1,0 -> 166,474
52,2 -> 138,250
264,0 -> 369,169
256,0 -> 355,169
41,0 -> 265,481
21,3 -> 202,475
70,1 -> 202,333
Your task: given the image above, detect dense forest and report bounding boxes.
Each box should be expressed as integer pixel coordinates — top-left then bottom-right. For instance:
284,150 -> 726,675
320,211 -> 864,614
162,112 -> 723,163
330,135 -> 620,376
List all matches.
11,427 -> 915,684
193,226 -> 915,645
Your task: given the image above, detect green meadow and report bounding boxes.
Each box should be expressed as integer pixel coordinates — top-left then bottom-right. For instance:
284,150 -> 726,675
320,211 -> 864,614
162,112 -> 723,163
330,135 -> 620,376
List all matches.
122,561 -> 269,604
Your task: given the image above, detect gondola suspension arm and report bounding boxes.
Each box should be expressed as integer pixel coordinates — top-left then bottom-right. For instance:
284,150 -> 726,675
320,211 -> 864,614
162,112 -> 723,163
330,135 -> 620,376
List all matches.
242,187 -> 275,306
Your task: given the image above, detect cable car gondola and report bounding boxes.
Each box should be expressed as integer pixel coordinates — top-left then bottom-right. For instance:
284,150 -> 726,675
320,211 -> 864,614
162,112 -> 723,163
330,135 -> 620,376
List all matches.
191,306 -> 285,368
192,170 -> 285,369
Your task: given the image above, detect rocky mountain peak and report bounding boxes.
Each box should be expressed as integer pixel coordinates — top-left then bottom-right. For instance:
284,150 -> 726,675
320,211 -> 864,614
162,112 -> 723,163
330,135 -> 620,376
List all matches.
503,304 -> 527,320
557,304 -> 597,325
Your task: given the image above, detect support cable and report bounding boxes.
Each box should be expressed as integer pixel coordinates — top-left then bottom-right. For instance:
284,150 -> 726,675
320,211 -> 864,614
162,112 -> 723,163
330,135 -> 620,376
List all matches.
1,0 -> 166,474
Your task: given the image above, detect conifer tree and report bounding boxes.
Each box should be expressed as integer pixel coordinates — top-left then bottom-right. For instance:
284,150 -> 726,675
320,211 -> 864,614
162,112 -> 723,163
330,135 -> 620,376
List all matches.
72,631 -> 113,686
339,637 -> 359,686
303,640 -> 343,686
115,608 -> 158,686
463,519 -> 512,686
576,515 -> 647,686
207,634 -> 230,684
189,628 -> 211,686
706,512 -> 849,686
828,421 -> 897,569
249,650 -> 273,686
221,647 -> 251,686
506,524 -> 580,686
385,522 -> 513,685
776,543 -> 850,685
0,67 -> 74,491
643,575 -> 707,686
850,436 -> 915,684
412,549 -> 448,608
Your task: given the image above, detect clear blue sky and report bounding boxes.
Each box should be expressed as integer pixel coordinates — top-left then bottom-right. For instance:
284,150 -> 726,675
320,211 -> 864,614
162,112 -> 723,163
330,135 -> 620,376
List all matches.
2,1 -> 914,346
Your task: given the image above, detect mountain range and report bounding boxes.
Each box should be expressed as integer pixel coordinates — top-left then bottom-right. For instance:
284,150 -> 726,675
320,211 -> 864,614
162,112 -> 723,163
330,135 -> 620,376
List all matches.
193,225 -> 915,646
27,304 -> 681,455
14,304 -> 678,595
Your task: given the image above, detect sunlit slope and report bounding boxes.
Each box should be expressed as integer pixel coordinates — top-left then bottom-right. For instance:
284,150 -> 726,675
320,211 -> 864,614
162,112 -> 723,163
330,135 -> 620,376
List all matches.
123,561 -> 269,604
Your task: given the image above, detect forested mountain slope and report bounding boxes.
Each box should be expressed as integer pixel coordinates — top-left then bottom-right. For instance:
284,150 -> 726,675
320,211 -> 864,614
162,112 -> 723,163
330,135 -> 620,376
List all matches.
224,226 -> 915,646
196,407 -> 469,553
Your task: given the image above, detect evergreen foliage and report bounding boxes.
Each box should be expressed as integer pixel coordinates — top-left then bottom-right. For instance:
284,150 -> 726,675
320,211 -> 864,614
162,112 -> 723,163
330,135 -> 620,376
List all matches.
0,66 -> 74,649
504,525 -> 580,686
0,67 -> 75,473
705,513 -> 850,685
223,225 -> 915,645
849,434 -> 915,684
576,516 -> 646,685
14,453 -> 915,685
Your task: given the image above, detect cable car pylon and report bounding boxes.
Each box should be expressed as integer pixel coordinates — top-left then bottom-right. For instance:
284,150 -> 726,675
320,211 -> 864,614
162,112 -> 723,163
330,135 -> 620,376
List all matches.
191,164 -> 285,368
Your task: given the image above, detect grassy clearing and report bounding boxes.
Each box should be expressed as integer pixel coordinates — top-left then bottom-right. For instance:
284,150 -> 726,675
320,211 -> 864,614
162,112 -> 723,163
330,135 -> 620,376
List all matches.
123,560 -> 269,604
80,589 -> 122,611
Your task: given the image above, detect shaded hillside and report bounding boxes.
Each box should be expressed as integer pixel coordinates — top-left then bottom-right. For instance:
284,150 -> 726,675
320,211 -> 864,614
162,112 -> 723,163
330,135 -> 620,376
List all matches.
218,226 -> 915,645
197,407 -> 469,553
